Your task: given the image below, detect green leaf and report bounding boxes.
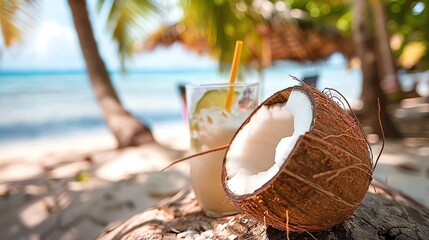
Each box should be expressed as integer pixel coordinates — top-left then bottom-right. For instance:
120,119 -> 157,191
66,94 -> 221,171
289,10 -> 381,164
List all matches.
98,0 -> 160,69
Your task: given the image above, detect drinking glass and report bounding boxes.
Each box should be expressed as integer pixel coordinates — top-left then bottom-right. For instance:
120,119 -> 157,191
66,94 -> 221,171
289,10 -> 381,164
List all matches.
185,82 -> 259,217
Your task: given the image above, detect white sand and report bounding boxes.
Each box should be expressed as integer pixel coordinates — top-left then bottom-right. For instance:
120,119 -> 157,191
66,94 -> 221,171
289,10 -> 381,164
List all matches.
0,121 -> 191,239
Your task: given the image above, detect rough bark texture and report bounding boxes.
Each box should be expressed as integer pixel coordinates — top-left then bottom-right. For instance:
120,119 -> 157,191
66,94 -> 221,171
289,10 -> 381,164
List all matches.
96,181 -> 429,240
351,0 -> 402,139
222,85 -> 371,232
67,0 -> 154,147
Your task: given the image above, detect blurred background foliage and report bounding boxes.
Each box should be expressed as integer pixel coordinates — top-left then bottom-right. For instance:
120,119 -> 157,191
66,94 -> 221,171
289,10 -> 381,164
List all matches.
176,0 -> 428,72
0,0 -> 23,46
172,0 -> 355,72
97,0 -> 159,68
387,0 -> 429,70
289,0 -> 428,70
179,0 -> 263,72
0,0 -> 35,47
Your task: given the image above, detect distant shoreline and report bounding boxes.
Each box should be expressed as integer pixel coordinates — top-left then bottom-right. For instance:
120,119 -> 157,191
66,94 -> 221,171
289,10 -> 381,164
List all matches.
0,67 -> 220,76
0,60 -> 352,77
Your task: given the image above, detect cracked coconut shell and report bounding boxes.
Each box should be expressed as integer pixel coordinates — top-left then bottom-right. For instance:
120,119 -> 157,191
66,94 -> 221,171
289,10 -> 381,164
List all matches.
222,84 -> 372,232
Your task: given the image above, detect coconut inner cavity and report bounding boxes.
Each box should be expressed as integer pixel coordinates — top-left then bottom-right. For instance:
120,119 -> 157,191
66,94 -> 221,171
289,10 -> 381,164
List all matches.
226,90 -> 313,195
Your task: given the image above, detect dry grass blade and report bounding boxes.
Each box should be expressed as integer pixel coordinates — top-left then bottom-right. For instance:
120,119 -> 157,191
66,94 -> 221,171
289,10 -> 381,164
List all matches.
161,144 -> 230,172
373,98 -> 385,171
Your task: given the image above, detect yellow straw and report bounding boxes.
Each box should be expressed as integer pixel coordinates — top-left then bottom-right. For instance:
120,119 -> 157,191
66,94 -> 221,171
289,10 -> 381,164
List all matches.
225,40 -> 243,112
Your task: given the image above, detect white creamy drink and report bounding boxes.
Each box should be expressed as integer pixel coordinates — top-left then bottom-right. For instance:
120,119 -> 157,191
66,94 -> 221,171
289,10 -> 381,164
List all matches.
190,107 -> 253,217
186,82 -> 259,217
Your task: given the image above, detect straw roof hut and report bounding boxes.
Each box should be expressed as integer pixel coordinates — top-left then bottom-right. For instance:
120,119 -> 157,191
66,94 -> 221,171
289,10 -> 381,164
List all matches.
141,19 -> 354,70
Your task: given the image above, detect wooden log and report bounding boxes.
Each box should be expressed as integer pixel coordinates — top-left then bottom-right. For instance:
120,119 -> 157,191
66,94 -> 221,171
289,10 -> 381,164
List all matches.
97,181 -> 429,240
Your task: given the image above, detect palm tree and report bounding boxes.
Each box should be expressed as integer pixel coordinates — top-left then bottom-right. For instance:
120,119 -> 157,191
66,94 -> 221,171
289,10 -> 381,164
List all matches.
1,0 -> 157,147
352,0 -> 402,138
67,0 -> 156,147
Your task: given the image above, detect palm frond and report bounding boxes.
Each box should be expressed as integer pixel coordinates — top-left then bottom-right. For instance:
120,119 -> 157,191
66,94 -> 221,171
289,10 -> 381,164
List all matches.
98,0 -> 160,68
180,0 -> 263,73
1,0 -> 22,46
1,0 -> 36,47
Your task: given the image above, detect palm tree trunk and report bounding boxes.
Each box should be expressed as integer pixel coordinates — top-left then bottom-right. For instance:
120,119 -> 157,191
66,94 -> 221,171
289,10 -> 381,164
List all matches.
371,0 -> 401,98
67,0 -> 155,147
352,0 -> 402,139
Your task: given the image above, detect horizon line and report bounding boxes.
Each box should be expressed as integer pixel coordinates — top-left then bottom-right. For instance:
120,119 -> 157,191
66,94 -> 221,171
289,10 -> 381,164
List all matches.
0,67 -> 221,76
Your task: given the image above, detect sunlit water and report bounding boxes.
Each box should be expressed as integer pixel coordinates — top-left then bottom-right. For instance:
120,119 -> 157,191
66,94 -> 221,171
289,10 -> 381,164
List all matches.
0,63 -> 371,144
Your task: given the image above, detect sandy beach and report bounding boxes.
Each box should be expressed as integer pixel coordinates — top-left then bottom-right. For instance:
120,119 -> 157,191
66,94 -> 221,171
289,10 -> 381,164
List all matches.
0,122 -> 191,239
0,120 -> 428,239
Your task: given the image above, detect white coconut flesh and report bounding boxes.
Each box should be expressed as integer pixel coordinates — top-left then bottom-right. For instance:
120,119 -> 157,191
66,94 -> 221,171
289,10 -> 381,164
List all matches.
225,89 -> 313,195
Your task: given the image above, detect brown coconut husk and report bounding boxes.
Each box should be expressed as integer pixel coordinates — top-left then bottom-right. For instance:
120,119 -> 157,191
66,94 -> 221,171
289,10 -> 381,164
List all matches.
222,83 -> 373,232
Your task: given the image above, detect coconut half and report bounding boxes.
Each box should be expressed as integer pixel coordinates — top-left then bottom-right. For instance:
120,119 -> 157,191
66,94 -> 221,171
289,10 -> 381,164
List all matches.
225,90 -> 313,195
222,84 -> 372,232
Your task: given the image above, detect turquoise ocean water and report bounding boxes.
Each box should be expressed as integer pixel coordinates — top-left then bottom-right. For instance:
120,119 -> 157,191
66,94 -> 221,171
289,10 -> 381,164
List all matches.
0,63 -> 366,143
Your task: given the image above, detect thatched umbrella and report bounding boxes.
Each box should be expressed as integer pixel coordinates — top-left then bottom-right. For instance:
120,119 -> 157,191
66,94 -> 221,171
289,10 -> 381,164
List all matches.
141,19 -> 354,71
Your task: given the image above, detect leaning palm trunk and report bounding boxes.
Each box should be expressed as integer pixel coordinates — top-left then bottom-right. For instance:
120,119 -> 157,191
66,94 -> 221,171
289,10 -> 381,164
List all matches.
68,0 -> 154,147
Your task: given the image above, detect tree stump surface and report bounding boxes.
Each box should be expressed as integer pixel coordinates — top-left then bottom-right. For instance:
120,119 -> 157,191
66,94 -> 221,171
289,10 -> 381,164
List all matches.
97,181 -> 429,240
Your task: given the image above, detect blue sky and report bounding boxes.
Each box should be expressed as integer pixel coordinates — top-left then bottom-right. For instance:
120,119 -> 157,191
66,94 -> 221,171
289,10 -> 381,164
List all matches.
0,0 -> 216,70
